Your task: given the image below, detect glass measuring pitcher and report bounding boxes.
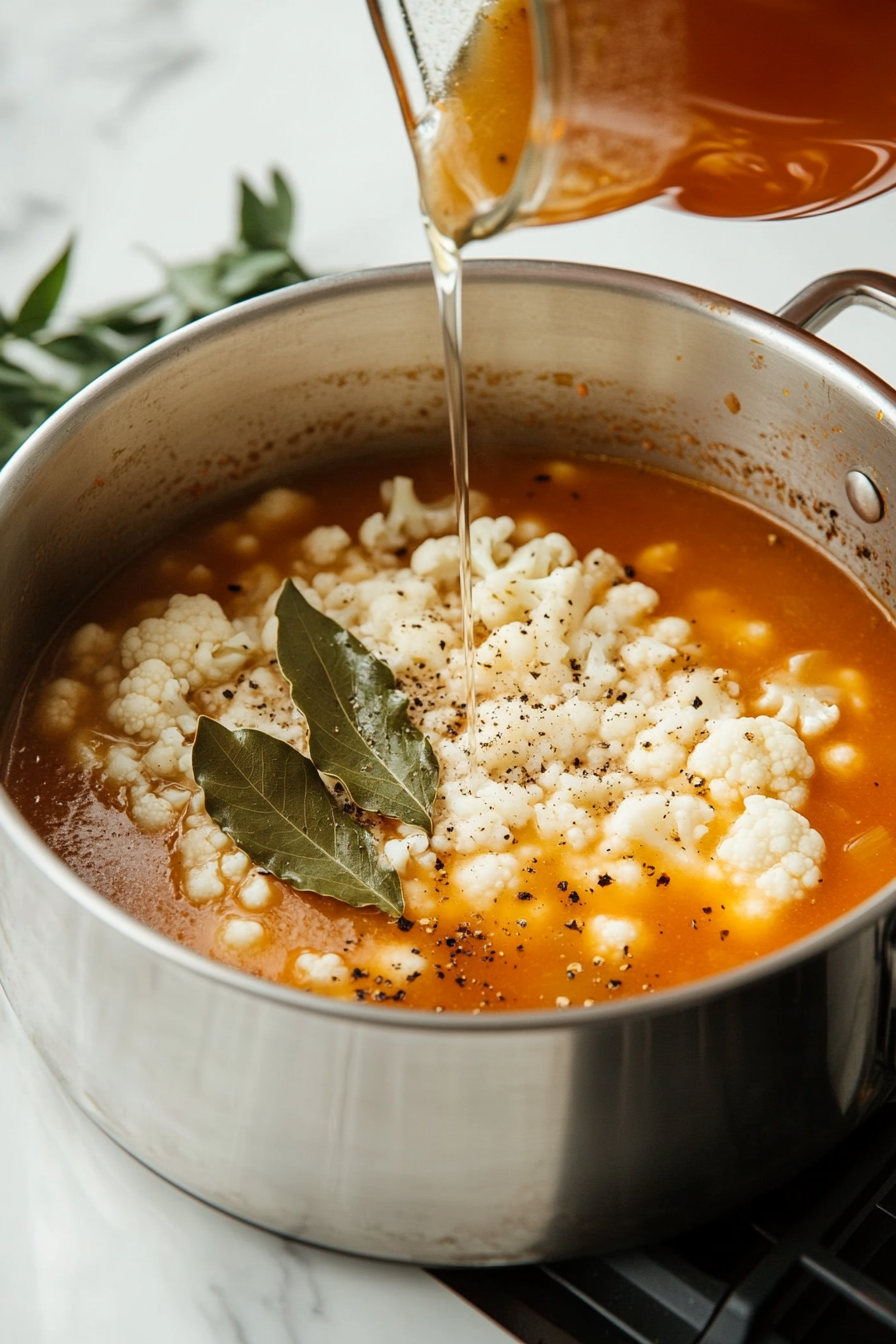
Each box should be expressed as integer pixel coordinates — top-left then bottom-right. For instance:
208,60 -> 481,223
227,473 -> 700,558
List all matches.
368,0 -> 896,245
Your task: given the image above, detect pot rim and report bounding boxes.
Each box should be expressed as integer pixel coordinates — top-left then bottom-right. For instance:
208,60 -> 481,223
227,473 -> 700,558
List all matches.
3,258 -> 895,1035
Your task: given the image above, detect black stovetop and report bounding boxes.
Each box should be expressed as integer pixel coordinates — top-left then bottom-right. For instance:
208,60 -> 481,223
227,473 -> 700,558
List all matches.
436,1094 -> 896,1343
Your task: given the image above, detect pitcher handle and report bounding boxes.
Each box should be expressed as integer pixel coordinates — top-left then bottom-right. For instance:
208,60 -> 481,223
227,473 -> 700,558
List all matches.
778,270 -> 896,334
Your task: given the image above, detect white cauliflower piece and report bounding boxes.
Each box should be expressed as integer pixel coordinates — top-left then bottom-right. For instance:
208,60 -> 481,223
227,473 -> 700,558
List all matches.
372,944 -> 428,980
589,915 -> 639,957
359,477 -> 486,552
383,831 -> 430,876
581,548 -> 625,599
245,487 -> 313,531
756,655 -> 840,738
239,874 -> 277,909
534,796 -> 598,850
602,581 -> 659,629
411,534 -> 460,584
648,616 -> 692,649
716,795 -> 825,908
300,525 -> 351,566
220,918 -> 265,950
119,593 -> 253,690
108,659 -> 196,741
688,715 -> 815,810
502,532 -> 578,579
176,816 -> 234,904
105,744 -> 144,786
626,727 -> 687,783
433,778 -> 534,854
601,790 -> 714,863
475,562 -> 588,634
208,664 -> 307,751
37,678 -> 90,736
130,791 -> 177,833
474,696 -> 602,777
452,852 -> 518,908
142,726 -> 192,780
293,951 -> 349,985
470,515 -> 515,576
66,622 -> 117,677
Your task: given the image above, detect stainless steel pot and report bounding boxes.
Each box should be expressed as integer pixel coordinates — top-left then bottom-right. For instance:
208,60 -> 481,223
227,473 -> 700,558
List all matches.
1,262 -> 896,1266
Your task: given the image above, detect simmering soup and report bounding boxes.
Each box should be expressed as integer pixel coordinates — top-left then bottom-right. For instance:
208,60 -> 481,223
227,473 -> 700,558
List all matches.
6,451 -> 896,1012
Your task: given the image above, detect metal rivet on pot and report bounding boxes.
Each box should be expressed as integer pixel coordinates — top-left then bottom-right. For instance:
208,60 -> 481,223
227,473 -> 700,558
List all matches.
845,470 -> 884,524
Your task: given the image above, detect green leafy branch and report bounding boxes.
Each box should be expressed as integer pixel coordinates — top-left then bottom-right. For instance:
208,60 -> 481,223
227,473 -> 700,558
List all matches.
0,170 -> 312,467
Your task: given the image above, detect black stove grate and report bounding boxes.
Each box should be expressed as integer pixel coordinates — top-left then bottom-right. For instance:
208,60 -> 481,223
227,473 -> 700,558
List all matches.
435,1095 -> 896,1343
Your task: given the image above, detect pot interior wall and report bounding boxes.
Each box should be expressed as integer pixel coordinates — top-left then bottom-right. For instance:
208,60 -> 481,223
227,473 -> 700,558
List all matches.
2,261 -> 895,720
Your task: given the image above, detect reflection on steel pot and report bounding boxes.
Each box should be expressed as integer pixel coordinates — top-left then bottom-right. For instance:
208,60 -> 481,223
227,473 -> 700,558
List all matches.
1,262 -> 896,1265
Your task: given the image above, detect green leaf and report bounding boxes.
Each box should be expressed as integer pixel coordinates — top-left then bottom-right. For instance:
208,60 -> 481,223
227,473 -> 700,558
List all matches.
192,717 -> 404,916
13,239 -> 72,337
40,329 -> 122,369
217,248 -> 294,298
165,261 -> 228,317
239,170 -> 293,251
276,582 -> 439,832
0,168 -> 313,468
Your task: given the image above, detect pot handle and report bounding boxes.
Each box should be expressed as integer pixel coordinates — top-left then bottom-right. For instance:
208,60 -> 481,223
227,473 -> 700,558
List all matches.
777,269 -> 896,335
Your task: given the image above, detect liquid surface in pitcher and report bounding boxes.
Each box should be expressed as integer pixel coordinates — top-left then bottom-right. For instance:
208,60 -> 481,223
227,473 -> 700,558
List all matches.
419,0 -> 896,243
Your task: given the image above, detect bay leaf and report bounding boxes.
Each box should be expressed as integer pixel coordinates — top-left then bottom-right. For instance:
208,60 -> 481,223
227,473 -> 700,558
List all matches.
192,716 -> 404,916
275,581 -> 439,832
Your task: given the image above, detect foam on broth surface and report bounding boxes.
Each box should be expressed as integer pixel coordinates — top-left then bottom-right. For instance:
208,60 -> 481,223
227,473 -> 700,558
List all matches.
7,451 -> 896,1012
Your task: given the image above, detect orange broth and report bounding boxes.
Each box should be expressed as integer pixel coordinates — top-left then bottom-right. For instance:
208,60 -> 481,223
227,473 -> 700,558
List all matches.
6,451 -> 896,1012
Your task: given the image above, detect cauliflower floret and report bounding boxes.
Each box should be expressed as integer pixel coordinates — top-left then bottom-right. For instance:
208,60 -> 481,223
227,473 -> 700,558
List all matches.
716,795 -> 825,909
220,917 -> 266,950
534,796 -> 598,850
433,778 -> 534,854
470,515 -> 515,576
120,593 -> 253,691
620,636 -> 679,674
371,944 -> 428,981
293,951 -> 349,985
602,581 -> 660,629
142,726 -> 192,780
475,562 -> 588,634
206,664 -> 307,751
688,715 -> 815,810
502,532 -> 578,579
648,616 -> 692,649
452,852 -> 518,908
239,873 -> 277,909
176,816 -> 234,904
756,656 -> 841,739
105,744 -> 144,786
589,915 -> 639,957
383,831 -> 430,876
108,659 -> 196,741
130,791 -> 177,833
475,696 -> 602,777
300,525 -> 351,567
581,548 -> 624,599
411,534 -> 460,585
37,678 -> 90,736
245,487 -> 313,531
359,477 -> 486,552
600,790 -> 714,863
66,622 -> 117,678
626,727 -> 687,783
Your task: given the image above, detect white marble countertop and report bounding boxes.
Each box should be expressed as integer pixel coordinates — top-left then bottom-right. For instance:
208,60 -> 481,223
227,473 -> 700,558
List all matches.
1,2 -> 895,1339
